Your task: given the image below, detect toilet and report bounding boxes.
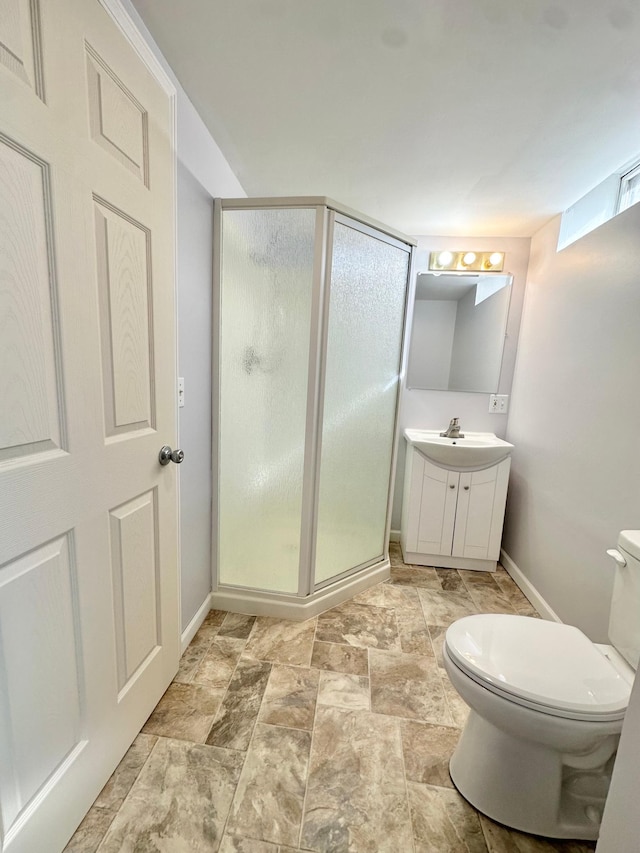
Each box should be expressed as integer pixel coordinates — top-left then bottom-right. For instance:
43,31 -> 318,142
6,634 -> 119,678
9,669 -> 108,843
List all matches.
443,530 -> 640,840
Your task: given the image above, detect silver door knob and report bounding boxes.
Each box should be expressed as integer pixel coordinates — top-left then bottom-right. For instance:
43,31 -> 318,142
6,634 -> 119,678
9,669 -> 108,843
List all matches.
159,445 -> 184,466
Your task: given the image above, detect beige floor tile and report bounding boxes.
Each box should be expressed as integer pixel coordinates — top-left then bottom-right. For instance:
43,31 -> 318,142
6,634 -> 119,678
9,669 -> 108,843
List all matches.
317,671 -> 370,711
259,665 -> 319,730
418,588 -> 478,627
142,682 -> 225,743
492,574 -> 538,614
174,632 -> 215,684
400,720 -> 459,787
310,641 -> 369,676
219,837 -> 281,853
64,805 -> 117,853
435,568 -> 465,591
218,612 -> 257,639
351,581 -> 418,609
479,815 -> 596,852
227,723 -> 311,848
427,623 -> 447,668
97,738 -> 243,852
442,677 -> 470,729
464,583 -> 518,615
388,542 -> 405,567
69,568 -> 557,853
192,636 -> 246,689
172,610 -> 228,684
244,617 -> 317,666
396,592 -> 434,656
301,706 -> 413,853
93,733 -> 157,811
370,648 -> 452,724
207,657 -> 272,751
458,570 -> 502,587
389,565 -> 441,589
315,601 -> 401,650
408,782 -> 488,853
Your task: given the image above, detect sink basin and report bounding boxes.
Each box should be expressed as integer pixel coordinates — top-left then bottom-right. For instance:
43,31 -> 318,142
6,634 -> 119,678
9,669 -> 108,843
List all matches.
404,429 -> 514,469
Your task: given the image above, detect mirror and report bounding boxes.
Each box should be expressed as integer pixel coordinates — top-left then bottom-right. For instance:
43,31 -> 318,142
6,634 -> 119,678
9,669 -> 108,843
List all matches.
406,272 -> 512,393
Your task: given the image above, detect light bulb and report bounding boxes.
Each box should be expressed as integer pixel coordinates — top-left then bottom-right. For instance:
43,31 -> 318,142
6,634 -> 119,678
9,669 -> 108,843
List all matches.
489,252 -> 503,266
463,252 -> 476,265
437,251 -> 453,266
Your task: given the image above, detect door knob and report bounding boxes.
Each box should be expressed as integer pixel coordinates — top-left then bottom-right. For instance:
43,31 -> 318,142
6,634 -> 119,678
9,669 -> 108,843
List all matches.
159,445 -> 184,466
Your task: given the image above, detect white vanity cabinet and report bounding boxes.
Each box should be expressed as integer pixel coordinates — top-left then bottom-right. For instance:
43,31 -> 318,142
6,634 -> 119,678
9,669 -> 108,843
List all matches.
401,446 -> 511,571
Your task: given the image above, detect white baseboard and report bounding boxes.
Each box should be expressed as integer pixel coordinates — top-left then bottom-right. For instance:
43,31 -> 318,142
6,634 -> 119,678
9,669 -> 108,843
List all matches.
389,529 -> 401,543
181,593 -> 213,653
500,549 -> 562,623
211,561 -> 391,621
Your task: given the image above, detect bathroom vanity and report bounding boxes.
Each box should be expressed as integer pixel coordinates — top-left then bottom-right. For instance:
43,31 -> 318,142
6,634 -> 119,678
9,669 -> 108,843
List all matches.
400,429 -> 513,571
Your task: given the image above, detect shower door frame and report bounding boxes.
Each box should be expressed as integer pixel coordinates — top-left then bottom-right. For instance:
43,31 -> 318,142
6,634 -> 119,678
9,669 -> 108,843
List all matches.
307,211 -> 414,594
212,197 -> 416,612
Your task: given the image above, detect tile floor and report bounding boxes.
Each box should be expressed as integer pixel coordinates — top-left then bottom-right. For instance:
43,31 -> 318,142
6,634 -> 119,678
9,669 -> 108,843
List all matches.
66,545 -> 597,853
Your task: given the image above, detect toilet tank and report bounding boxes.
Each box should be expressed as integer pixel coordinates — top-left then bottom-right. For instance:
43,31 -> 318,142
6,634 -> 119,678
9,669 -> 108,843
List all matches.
608,530 -> 640,670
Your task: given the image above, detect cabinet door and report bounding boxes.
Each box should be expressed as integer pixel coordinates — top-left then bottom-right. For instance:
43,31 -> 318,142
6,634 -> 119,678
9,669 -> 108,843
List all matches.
416,458 -> 459,556
452,459 -> 511,559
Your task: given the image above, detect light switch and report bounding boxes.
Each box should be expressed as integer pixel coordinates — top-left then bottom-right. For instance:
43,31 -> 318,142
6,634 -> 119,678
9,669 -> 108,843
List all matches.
178,377 -> 185,408
489,394 -> 508,414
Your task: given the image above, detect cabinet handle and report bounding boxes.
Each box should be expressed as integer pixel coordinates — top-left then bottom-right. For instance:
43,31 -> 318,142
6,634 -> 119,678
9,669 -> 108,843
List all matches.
464,485 -> 470,490
449,484 -> 455,489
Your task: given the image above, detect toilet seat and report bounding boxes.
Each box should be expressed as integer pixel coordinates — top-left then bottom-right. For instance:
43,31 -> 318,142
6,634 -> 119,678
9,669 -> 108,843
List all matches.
445,614 -> 631,722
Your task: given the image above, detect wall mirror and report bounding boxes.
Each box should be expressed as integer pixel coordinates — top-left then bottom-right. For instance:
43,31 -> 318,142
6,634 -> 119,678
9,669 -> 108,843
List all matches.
406,272 -> 512,393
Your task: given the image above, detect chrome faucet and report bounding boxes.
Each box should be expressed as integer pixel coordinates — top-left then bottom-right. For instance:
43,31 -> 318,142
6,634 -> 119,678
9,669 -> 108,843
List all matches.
440,417 -> 464,438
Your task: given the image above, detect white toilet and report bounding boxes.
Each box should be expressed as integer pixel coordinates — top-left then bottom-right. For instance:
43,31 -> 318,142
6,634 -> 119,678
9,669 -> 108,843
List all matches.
443,530 -> 640,840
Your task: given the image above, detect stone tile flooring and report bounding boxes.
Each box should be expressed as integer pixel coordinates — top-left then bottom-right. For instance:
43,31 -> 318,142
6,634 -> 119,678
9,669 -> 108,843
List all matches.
66,545 -> 596,853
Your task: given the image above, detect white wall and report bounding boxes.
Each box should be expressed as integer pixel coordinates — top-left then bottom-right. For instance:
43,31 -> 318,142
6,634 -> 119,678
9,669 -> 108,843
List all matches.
407,300 -> 456,389
502,205 -> 640,641
121,1 -> 246,632
392,235 -> 530,530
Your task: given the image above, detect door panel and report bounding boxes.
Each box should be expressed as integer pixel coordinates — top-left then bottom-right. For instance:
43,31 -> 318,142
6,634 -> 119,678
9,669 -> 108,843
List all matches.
0,2 -> 177,850
109,490 -> 160,693
0,536 -> 83,831
416,459 -> 458,556
314,218 -> 410,586
452,460 -> 510,560
85,43 -> 148,185
94,198 -> 154,436
0,136 -> 63,462
0,0 -> 44,97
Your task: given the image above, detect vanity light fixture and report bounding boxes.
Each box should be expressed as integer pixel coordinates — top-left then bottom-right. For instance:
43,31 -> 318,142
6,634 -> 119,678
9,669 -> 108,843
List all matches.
429,250 -> 505,273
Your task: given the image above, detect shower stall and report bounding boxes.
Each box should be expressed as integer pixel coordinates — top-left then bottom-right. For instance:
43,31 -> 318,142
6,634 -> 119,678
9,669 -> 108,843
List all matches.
212,197 -> 415,617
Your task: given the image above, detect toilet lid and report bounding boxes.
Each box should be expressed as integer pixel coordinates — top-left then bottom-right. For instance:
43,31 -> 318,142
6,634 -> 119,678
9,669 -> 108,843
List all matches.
445,614 -> 630,720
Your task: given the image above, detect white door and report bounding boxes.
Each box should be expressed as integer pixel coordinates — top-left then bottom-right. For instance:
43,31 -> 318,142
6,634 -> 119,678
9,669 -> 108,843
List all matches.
452,460 -> 511,559
416,458 -> 459,556
0,2 -> 179,851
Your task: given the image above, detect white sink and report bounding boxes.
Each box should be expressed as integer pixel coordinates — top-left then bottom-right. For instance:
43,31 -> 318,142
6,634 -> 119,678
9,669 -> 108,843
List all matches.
404,429 -> 514,469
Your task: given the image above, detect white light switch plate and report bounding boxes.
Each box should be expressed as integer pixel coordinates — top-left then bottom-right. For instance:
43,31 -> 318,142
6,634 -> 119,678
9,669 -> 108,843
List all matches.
489,394 -> 509,414
178,377 -> 185,408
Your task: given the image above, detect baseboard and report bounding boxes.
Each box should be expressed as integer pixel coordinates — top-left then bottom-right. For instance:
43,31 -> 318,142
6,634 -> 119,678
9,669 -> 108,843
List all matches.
500,549 -> 562,623
181,593 -> 213,653
389,529 -> 401,543
211,561 -> 391,621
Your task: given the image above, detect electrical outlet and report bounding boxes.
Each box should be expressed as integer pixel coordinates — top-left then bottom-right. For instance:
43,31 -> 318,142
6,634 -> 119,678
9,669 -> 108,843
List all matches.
489,394 -> 509,414
178,377 -> 185,408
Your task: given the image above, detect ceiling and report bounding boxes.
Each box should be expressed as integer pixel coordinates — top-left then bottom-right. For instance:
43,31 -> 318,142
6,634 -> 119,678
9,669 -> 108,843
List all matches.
131,0 -> 640,238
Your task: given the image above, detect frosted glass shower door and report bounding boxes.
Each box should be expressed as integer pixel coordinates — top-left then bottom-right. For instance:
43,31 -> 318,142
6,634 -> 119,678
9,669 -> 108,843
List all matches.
314,217 -> 410,586
217,207 -> 317,593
